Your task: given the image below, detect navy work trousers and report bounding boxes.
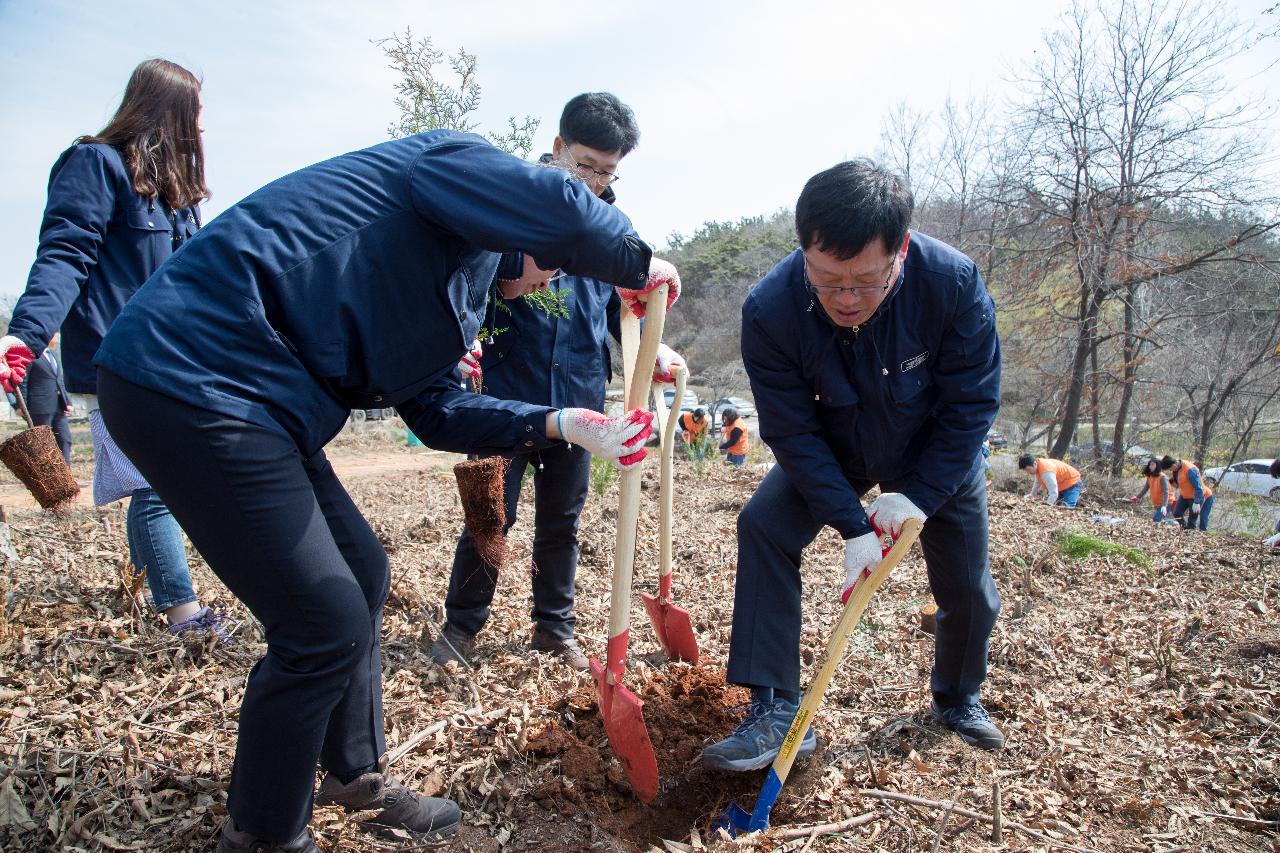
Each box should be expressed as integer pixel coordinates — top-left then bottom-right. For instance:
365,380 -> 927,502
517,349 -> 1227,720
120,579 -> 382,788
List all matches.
446,442 -> 591,640
98,370 -> 389,841
727,463 -> 999,709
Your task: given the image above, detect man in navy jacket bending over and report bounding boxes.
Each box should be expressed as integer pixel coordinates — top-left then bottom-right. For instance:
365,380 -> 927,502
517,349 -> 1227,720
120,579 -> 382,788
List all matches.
703,159 -> 1003,772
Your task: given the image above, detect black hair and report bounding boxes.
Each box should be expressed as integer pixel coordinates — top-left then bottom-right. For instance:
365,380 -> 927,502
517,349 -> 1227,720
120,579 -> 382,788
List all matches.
693,408 -> 706,419
1160,455 -> 1177,470
795,159 -> 913,260
722,408 -> 739,424
1017,454 -> 1035,470
1271,459 -> 1280,479
559,93 -> 639,155
1143,457 -> 1161,476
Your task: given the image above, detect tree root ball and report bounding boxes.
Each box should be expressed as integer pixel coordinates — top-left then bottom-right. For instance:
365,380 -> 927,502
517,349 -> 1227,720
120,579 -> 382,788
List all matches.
453,456 -> 510,569
0,425 -> 79,512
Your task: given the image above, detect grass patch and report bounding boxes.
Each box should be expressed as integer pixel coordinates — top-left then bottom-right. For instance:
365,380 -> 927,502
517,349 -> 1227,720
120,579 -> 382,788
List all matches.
1054,531 -> 1151,570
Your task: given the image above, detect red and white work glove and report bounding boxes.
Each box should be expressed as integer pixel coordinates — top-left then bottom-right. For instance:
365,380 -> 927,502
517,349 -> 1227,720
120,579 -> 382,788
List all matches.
653,343 -> 685,383
618,258 -> 681,319
0,336 -> 36,394
558,407 -> 655,470
840,532 -> 885,604
457,339 -> 483,381
868,492 -> 928,538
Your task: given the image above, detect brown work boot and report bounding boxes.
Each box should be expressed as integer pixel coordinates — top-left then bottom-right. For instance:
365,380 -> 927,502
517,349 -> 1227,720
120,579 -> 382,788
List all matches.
530,627 -> 589,670
316,765 -> 461,841
217,820 -> 321,852
429,622 -> 475,666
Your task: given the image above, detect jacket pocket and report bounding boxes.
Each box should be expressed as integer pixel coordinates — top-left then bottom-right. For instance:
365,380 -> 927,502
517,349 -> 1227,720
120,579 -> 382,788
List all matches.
123,205 -> 173,268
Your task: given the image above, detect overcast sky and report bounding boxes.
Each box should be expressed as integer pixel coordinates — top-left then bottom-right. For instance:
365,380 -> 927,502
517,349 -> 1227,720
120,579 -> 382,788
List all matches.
0,0 -> 1275,302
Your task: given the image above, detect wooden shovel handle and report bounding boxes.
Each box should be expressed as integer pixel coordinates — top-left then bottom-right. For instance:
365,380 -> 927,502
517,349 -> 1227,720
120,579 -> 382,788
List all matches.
656,366 -> 686,591
605,289 -> 669,677
10,386 -> 33,430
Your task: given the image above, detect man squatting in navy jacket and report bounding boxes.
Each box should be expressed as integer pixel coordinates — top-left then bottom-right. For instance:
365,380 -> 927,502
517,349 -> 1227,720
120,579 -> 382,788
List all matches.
702,159 -> 1004,772
74,130 -> 673,853
432,93 -> 684,671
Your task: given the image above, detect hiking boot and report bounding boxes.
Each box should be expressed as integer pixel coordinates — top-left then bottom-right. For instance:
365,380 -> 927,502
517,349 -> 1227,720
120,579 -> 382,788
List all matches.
316,766 -> 461,841
168,606 -> 234,645
216,820 -> 321,853
702,697 -> 818,771
429,623 -> 475,666
529,627 -> 589,670
929,700 -> 1005,750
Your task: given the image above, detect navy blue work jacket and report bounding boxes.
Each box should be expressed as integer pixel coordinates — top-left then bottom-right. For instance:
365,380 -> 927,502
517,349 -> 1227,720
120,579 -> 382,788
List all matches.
741,232 -> 1001,539
9,143 -> 200,394
96,131 -> 651,458
480,277 -> 621,412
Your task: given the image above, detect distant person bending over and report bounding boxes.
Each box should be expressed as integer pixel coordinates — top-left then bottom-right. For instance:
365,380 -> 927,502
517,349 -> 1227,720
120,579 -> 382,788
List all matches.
0,59 -> 224,640
1161,455 -> 1214,532
1018,454 -> 1083,508
1130,457 -> 1175,524
20,334 -> 73,466
679,407 -> 708,445
718,407 -> 749,467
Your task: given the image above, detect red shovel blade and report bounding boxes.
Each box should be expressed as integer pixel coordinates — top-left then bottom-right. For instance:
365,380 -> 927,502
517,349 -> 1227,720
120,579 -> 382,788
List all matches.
640,591 -> 700,664
590,653 -> 659,803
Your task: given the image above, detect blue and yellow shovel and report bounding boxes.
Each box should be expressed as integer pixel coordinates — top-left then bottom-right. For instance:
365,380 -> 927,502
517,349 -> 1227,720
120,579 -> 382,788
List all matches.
716,517 -> 924,835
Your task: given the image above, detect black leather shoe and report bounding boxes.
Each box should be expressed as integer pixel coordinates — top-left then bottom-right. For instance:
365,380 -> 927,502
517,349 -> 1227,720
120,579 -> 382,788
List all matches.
216,820 -> 321,852
929,700 -> 1005,750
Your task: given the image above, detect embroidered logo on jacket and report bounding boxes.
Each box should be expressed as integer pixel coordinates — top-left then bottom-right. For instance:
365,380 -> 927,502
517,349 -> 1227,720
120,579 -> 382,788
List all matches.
900,351 -> 929,372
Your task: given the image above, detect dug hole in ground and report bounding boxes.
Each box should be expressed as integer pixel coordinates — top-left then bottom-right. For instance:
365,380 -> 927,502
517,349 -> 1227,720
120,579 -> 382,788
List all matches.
0,425 -> 1277,851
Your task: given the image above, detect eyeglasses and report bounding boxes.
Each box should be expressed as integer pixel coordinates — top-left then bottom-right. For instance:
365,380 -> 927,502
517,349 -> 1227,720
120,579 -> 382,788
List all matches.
803,257 -> 898,298
570,159 -> 620,186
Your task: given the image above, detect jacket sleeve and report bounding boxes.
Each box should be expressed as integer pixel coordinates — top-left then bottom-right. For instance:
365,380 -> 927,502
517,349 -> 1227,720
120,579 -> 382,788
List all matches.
8,146 -> 116,353
396,377 -> 557,457
1188,467 -> 1204,501
742,297 -> 871,539
409,135 -> 651,291
896,271 -> 1001,516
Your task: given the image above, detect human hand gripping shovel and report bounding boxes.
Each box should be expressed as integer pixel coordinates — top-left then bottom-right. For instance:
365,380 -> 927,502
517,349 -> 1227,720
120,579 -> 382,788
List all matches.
641,364 -> 699,663
717,517 -> 924,836
588,283 -> 668,804
0,386 -> 79,512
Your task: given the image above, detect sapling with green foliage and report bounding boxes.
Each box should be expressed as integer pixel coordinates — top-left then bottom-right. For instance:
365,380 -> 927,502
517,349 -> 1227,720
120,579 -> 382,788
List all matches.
1054,531 -> 1151,570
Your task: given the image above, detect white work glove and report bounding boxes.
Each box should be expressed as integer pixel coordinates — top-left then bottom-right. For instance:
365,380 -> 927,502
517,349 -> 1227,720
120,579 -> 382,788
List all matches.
653,343 -> 685,383
1265,532 -> 1280,550
558,407 -> 655,470
0,335 -> 36,394
1154,506 -> 1166,522
840,532 -> 884,604
617,257 -> 681,319
1045,493 -> 1058,506
1192,500 -> 1203,513
457,339 -> 483,380
867,492 -> 927,538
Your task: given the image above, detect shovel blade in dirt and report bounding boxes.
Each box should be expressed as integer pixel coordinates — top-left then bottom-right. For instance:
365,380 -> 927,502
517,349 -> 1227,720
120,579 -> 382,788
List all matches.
640,583 -> 699,664
590,647 -> 660,804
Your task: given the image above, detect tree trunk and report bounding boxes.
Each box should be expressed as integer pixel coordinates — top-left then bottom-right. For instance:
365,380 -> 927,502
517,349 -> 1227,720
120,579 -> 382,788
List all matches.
1048,289 -> 1104,459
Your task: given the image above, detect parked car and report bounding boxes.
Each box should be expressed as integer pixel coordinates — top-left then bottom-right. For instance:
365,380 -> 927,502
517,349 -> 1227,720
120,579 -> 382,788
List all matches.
710,397 -> 756,419
986,431 -> 1008,449
1203,459 -> 1280,499
662,387 -> 700,412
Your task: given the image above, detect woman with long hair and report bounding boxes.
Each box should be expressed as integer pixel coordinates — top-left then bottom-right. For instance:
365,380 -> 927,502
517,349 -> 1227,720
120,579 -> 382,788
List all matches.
0,58 -> 225,639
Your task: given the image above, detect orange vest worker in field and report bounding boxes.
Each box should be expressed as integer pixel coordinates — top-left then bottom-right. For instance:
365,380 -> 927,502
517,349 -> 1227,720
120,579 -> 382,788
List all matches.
679,408 -> 708,443
1018,454 -> 1083,508
719,408 -> 749,467
1130,457 -> 1174,523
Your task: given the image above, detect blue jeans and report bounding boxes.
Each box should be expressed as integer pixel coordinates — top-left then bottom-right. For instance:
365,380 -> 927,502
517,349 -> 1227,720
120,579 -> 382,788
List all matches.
729,463 -> 998,708
446,443 -> 591,640
1056,481 -> 1083,508
726,453 -> 747,467
127,487 -> 197,612
1173,495 -> 1214,531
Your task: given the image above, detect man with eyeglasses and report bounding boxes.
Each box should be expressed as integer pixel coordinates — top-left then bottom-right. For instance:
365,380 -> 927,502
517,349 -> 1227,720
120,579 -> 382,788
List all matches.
703,159 -> 1003,772
433,93 -> 684,671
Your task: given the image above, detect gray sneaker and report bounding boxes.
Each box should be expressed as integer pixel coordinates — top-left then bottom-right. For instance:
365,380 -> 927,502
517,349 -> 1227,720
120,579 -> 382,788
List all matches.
316,768 -> 461,840
168,606 -> 233,645
529,627 -> 589,670
217,820 -> 321,852
429,623 -> 475,666
929,700 -> 1005,750
702,698 -> 818,771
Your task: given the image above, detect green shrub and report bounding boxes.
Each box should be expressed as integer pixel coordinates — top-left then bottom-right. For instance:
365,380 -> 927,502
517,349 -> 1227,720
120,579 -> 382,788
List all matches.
1054,531 -> 1151,570
589,454 -> 618,497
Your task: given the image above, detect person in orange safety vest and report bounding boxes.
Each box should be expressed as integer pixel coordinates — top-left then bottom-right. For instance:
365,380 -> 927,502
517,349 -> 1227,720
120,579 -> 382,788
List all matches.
1130,457 -> 1175,524
1160,455 -> 1214,531
679,407 -> 708,444
1018,454 -> 1083,508
719,407 -> 749,467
